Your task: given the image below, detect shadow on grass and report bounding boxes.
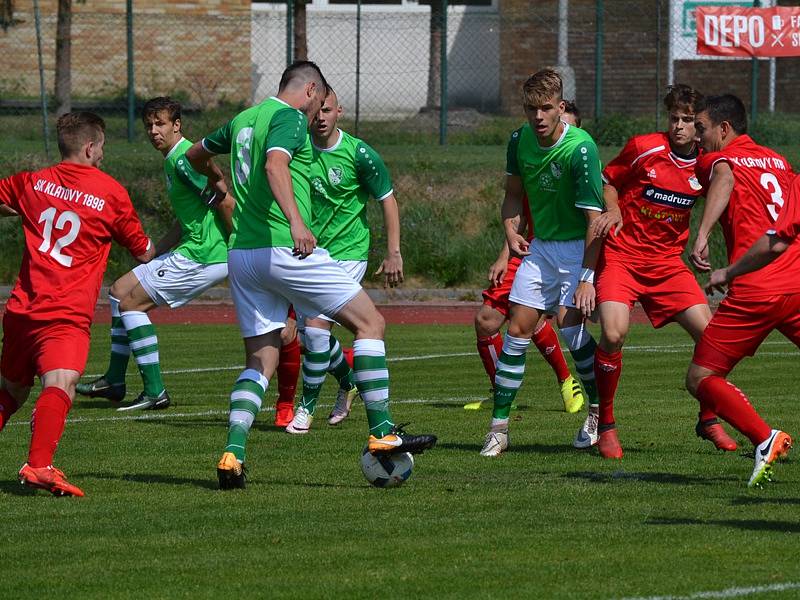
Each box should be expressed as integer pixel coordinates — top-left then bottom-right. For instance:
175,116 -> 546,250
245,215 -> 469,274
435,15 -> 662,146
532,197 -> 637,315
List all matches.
90,470 -> 218,491
0,480 -> 38,496
437,442 -> 576,454
73,399 -> 122,410
563,470 -> 736,485
731,496 -> 800,506
646,516 -> 800,533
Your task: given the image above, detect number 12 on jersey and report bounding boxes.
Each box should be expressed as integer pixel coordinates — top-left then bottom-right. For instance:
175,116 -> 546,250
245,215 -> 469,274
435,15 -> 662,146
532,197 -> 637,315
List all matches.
38,207 -> 81,267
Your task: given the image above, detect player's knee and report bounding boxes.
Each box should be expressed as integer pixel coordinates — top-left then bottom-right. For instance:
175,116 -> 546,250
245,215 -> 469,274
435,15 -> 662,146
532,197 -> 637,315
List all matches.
474,307 -> 502,337
365,310 -> 385,339
109,279 -> 126,301
685,365 -> 705,397
600,328 -> 626,351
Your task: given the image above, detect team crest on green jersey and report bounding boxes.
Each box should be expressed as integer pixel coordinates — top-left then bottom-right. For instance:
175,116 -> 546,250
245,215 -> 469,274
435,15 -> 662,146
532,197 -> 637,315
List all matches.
311,176 -> 327,196
550,161 -> 563,179
539,173 -> 556,192
328,166 -> 343,185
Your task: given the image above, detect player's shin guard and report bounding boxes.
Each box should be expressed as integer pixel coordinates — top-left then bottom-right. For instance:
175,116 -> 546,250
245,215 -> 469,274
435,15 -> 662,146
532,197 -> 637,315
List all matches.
532,320 -> 571,383
594,348 -> 622,428
0,389 -> 19,432
476,332 -> 504,386
28,387 -> 72,468
561,324 -> 599,405
492,335 -> 530,422
106,295 -> 131,385
226,369 -> 268,462
300,327 -> 331,416
353,339 -> 394,437
121,311 -> 165,397
696,375 -> 771,445
277,335 -> 301,406
328,336 -> 355,390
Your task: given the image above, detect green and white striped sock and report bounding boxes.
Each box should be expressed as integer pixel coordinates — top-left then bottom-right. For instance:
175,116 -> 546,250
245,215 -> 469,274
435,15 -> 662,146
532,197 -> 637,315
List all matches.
328,336 -> 354,390
226,369 -> 268,462
353,339 -> 394,437
492,335 -> 530,422
561,324 -> 599,405
120,311 -> 165,398
300,327 -> 331,416
105,295 -> 130,385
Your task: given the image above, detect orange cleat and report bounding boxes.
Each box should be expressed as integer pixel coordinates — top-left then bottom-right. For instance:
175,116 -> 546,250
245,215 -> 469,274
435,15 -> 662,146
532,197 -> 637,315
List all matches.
597,427 -> 623,459
19,464 -> 85,497
274,401 -> 294,428
696,419 -> 738,452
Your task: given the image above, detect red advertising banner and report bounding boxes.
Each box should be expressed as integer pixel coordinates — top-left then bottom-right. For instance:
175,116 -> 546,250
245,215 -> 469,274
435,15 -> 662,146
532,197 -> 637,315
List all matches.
696,6 -> 800,57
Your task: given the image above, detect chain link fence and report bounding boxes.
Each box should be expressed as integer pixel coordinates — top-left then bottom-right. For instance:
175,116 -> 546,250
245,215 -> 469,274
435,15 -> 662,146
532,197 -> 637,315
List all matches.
1,0 -> 798,152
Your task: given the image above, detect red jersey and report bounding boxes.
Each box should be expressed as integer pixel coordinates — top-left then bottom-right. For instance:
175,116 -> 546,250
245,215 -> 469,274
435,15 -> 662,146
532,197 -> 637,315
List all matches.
0,162 -> 150,328
774,174 -> 800,241
602,132 -> 702,260
695,134 -> 799,298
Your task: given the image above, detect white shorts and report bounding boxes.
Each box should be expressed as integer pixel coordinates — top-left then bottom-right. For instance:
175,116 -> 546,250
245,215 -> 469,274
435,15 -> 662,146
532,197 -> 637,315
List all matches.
298,259 -> 368,324
133,252 -> 228,309
508,238 -> 584,312
228,247 -> 362,338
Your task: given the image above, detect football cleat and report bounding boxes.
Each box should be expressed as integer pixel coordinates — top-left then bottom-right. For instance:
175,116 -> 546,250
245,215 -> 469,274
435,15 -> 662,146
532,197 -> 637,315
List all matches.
479,430 -> 509,457
274,401 -> 294,428
597,425 -> 623,459
695,419 -> 737,452
328,385 -> 359,425
286,406 -> 313,434
574,404 -> 599,449
19,463 -> 84,497
217,452 -> 247,490
560,375 -> 584,414
748,429 -> 792,488
368,423 -> 437,455
116,389 -> 171,412
75,376 -> 126,402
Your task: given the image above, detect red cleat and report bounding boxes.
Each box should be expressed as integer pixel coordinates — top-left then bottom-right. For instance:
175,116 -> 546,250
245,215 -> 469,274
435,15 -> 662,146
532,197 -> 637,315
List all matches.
696,420 -> 738,452
274,401 -> 294,428
19,464 -> 84,497
598,427 -> 623,459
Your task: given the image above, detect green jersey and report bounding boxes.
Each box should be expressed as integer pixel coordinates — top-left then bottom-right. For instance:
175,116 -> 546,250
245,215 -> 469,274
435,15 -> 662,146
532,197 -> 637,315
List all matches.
309,129 -> 393,261
202,96 -> 312,249
506,122 -> 603,241
164,137 -> 228,265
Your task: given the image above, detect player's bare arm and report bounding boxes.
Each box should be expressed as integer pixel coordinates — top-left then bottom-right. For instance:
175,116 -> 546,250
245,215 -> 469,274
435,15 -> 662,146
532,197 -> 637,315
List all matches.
373,193 -> 403,288
690,162 -> 734,271
265,149 -> 316,258
488,241 -> 511,286
502,175 -> 529,256
215,193 -> 235,237
154,221 -> 182,256
707,232 -> 790,294
590,184 -> 623,239
134,240 -> 156,264
574,208 -> 603,316
0,204 -> 18,217
185,143 -> 229,201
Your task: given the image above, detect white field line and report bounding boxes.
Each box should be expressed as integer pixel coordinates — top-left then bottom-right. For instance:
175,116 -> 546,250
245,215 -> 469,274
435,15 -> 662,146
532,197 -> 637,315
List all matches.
84,340 -> 798,379
621,581 -> 800,600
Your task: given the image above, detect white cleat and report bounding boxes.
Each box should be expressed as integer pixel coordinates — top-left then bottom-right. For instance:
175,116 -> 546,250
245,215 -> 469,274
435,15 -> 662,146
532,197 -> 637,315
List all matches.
748,429 -> 793,488
573,404 -> 599,449
285,406 -> 313,435
480,430 -> 509,457
328,386 -> 360,426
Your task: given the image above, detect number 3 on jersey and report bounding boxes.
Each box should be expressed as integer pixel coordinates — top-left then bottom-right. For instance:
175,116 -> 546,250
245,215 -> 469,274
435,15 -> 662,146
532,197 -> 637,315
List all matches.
761,173 -> 785,221
38,207 -> 80,267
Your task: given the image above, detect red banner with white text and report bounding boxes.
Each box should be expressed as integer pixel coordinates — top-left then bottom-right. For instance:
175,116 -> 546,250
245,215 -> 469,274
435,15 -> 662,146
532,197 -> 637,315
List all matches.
697,6 -> 800,57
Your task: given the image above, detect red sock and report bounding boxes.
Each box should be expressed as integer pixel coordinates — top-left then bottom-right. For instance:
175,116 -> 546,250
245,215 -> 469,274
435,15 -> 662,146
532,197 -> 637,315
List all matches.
477,333 -> 504,386
28,387 -> 72,468
277,335 -> 301,407
342,347 -> 354,370
594,348 -> 623,427
532,320 -> 571,382
696,376 -> 771,445
0,389 -> 19,431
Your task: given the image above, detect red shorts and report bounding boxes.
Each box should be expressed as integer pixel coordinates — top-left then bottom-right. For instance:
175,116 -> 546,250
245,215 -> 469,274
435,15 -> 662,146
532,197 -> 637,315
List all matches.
693,293 -> 800,375
481,256 -> 522,317
595,254 -> 707,328
1,313 -> 90,387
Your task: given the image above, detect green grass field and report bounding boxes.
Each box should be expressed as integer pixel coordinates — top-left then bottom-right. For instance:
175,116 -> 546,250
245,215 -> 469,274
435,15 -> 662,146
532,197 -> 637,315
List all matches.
0,322 -> 798,599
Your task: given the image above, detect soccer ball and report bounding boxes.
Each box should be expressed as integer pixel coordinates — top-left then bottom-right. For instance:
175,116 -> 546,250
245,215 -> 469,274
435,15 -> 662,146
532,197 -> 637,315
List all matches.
360,447 -> 414,488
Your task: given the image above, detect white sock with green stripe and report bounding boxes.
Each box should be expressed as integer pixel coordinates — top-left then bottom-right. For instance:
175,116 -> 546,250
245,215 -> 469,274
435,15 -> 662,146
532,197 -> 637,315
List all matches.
353,339 -> 394,437
105,295 -> 130,385
491,335 -> 530,424
120,310 -> 165,398
328,336 -> 354,390
300,327 -> 331,415
226,368 -> 268,462
560,324 -> 599,405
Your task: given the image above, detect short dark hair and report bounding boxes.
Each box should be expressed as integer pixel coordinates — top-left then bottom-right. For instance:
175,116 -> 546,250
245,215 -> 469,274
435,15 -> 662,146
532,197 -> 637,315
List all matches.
142,97 -> 182,126
56,111 -> 105,157
695,94 -> 748,134
278,60 -> 329,95
563,99 -> 581,127
663,84 -> 703,114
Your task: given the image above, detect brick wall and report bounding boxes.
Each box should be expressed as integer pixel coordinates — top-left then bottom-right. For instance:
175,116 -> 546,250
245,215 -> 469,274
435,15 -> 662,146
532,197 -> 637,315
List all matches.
499,0 -> 800,119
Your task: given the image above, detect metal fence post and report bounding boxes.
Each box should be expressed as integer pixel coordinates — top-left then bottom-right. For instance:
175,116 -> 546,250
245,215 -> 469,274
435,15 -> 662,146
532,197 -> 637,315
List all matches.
286,0 -> 294,67
594,0 -> 603,119
750,0 -> 760,123
655,0 -> 662,131
126,0 -> 135,142
439,0 -> 447,146
355,0 -> 361,137
33,0 -> 51,160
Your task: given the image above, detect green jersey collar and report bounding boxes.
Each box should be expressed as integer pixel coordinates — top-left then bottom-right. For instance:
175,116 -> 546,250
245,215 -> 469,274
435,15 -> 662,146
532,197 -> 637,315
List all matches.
537,122 -> 570,151
312,128 -> 343,153
164,136 -> 186,161
269,96 -> 292,108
